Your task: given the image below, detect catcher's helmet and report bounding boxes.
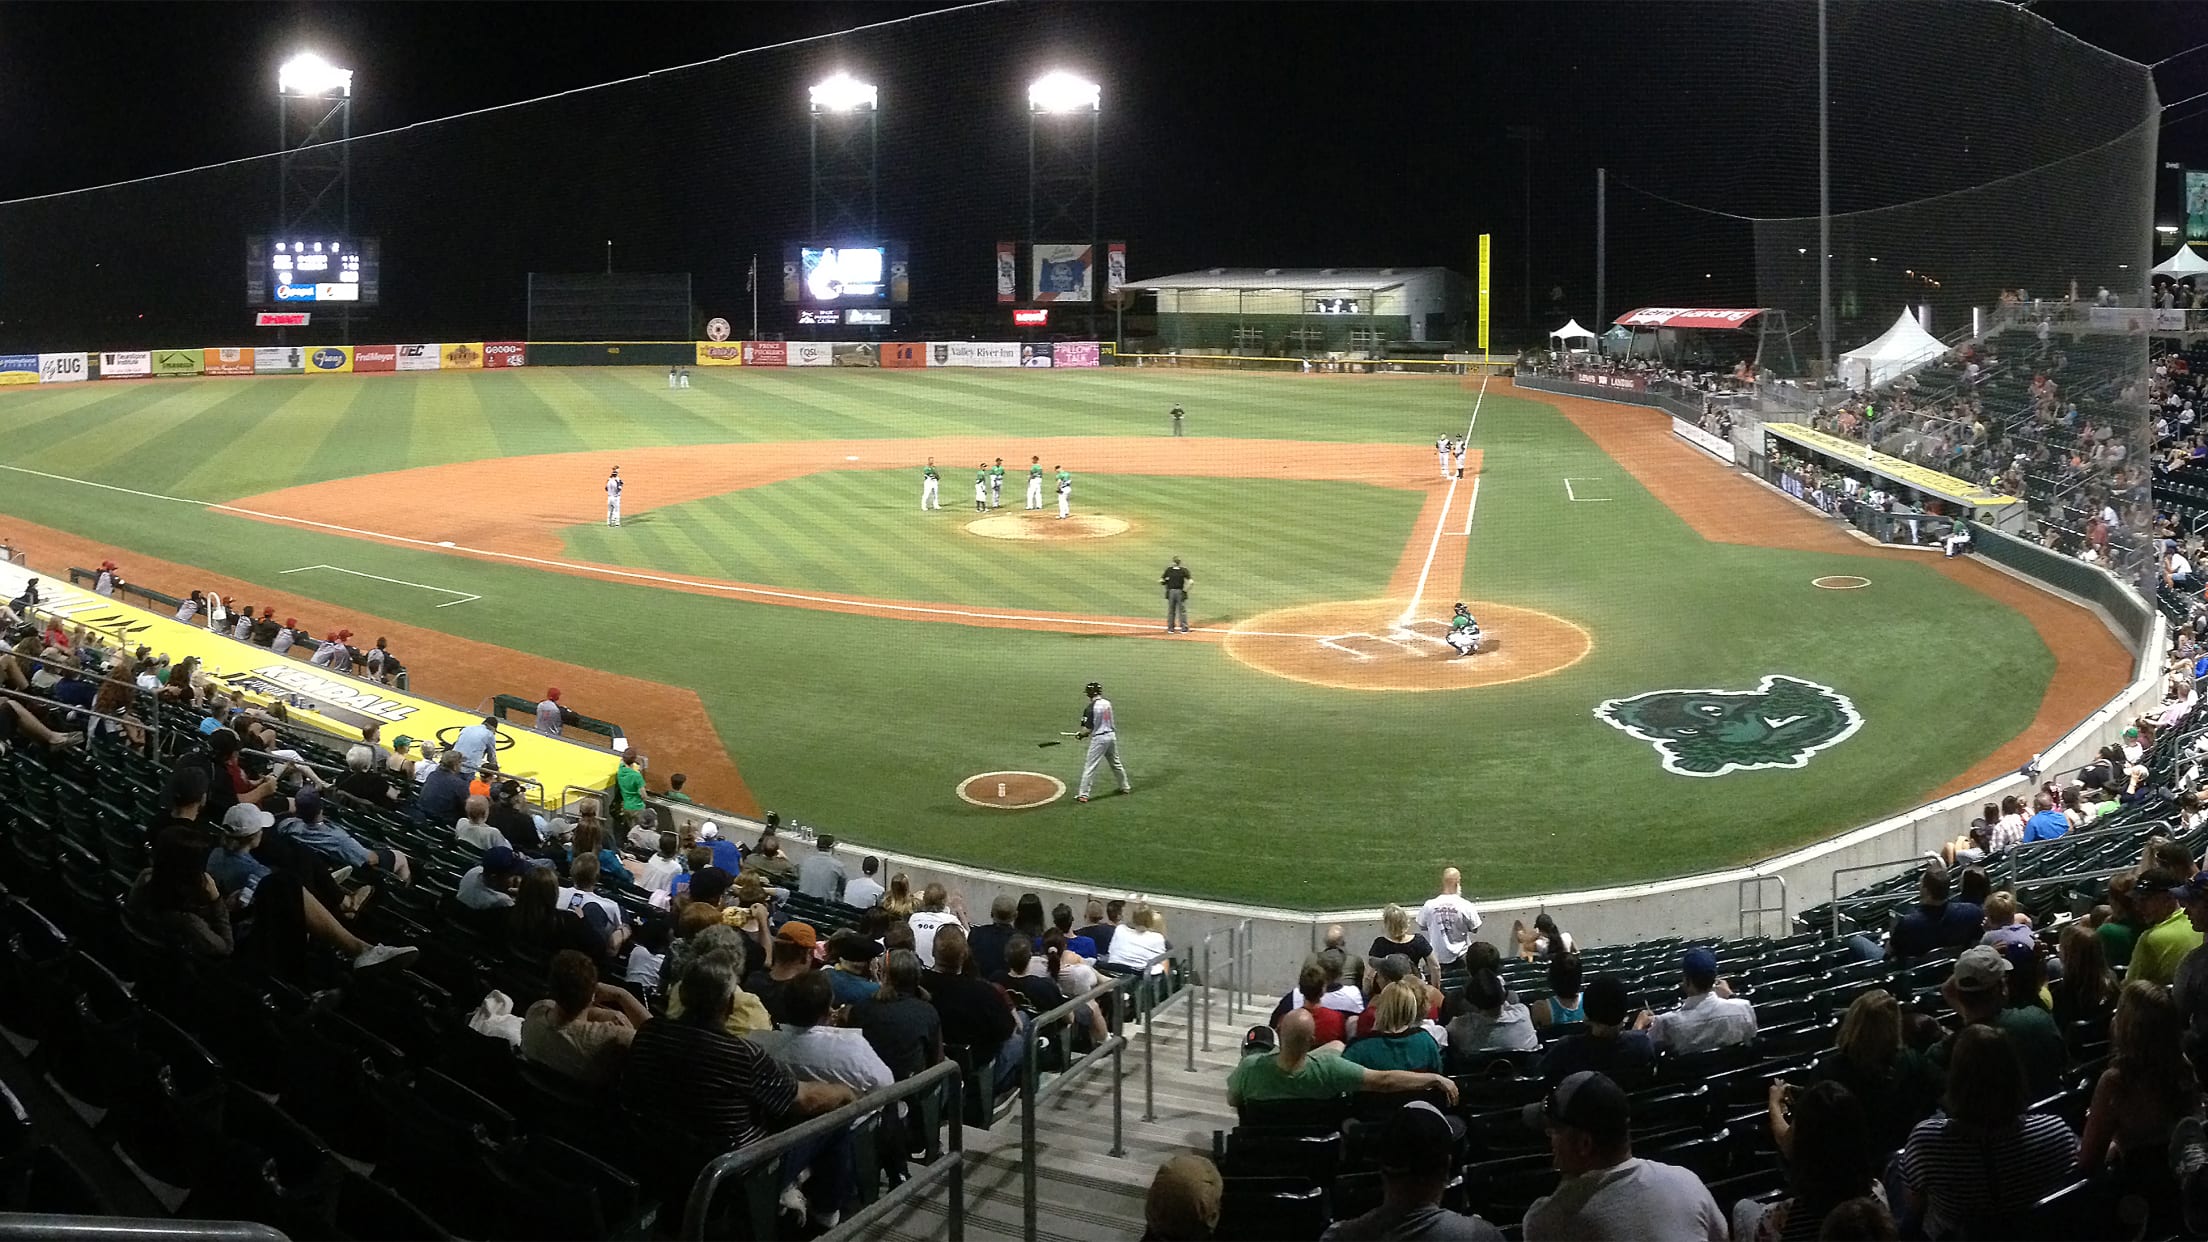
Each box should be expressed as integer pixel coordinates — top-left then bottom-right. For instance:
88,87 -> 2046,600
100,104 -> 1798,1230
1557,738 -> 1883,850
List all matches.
1084,681 -> 1103,695
1453,601 -> 1469,614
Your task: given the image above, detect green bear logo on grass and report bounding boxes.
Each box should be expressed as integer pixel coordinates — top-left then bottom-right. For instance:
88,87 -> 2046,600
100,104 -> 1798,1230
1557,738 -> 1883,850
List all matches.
1594,675 -> 1863,778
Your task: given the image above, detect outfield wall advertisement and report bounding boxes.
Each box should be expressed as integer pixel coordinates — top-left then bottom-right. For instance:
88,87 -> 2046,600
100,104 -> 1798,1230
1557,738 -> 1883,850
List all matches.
353,345 -> 397,373
1054,342 -> 1102,368
789,342 -> 833,367
203,347 -> 255,377
694,343 -> 744,366
255,346 -> 305,374
152,349 -> 202,377
1672,417 -> 1737,464
0,564 -> 620,805
741,341 -> 787,367
396,344 -> 440,372
440,343 -> 484,370
0,355 -> 39,386
37,353 -> 88,384
931,341 -> 1020,368
307,346 -> 353,374
483,342 -> 526,369
98,351 -> 152,378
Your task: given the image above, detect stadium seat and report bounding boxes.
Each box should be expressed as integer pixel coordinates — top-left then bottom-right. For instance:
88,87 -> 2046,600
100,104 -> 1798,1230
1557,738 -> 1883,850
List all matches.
1216,1176 -> 1329,1242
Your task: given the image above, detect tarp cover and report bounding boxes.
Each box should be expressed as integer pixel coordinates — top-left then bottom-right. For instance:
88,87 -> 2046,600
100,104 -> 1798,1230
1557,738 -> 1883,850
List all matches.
1549,318 -> 1597,341
1838,308 -> 1946,391
1612,307 -> 1768,329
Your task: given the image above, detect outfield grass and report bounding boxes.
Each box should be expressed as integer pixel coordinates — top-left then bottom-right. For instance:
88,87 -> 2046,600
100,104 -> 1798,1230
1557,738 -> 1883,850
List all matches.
0,368 -> 2064,905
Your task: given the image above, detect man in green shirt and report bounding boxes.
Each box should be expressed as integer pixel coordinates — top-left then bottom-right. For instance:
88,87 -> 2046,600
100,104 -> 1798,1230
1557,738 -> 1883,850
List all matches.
1932,945 -> 2067,1099
975,464 -> 990,513
1025,456 -> 1044,510
614,749 -> 648,830
2131,868 -> 2204,987
1055,466 -> 1073,519
921,458 -> 941,511
1226,1009 -> 1456,1111
990,458 -> 1006,509
663,772 -> 694,804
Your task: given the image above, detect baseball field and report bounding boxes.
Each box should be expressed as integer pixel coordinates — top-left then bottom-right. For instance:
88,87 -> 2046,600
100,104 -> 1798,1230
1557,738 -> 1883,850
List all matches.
0,365 -> 2133,907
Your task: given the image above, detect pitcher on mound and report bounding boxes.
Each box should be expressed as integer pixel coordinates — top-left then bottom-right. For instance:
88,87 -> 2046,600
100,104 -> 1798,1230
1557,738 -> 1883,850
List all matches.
1075,681 -> 1130,802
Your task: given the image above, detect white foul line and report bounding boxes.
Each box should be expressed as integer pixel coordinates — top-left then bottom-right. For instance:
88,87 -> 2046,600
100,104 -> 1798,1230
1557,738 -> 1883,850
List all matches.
1460,476 -> 1482,536
0,461 -> 1347,638
1563,477 -> 1612,502
280,563 -> 481,607
1395,373 -> 1488,629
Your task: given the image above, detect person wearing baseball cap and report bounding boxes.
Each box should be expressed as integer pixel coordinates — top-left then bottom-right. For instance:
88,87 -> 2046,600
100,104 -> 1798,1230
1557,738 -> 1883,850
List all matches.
1327,1101 -> 1500,1240
458,845 -> 533,912
1634,947 -> 1756,1054
270,618 -> 299,656
1930,945 -> 2068,1099
824,930 -> 884,1008
2130,866 -> 2207,988
1520,1071 -> 1726,1240
695,821 -> 743,874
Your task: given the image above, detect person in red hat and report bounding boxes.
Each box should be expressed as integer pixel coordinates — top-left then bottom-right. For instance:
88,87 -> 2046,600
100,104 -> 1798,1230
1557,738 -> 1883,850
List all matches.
536,687 -> 566,735
271,618 -> 300,657
93,561 -> 119,597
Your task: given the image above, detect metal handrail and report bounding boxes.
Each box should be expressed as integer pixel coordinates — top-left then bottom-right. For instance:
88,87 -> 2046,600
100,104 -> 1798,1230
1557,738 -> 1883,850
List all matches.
1197,917 -> 1252,1053
680,1057 -> 964,1242
0,1217 -> 287,1242
1020,969 -> 1134,1242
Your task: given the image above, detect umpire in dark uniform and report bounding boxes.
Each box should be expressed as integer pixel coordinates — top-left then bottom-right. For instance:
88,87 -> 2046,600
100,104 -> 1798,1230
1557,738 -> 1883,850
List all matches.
1161,557 -> 1192,633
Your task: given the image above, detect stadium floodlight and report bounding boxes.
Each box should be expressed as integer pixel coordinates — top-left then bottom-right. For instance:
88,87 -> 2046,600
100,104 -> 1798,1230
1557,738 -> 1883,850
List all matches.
809,72 -> 878,114
2157,224 -> 2180,234
279,52 -> 352,98
1028,71 -> 1100,113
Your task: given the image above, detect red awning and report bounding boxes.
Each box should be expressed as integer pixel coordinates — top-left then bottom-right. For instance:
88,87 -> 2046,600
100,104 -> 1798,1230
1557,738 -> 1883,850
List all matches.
1612,307 -> 1768,330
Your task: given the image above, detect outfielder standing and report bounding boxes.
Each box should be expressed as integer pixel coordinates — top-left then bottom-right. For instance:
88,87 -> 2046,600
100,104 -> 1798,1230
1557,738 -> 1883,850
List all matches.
921,459 -> 941,510
606,466 -> 623,527
1026,456 -> 1044,510
1161,557 -> 1192,633
1074,680 -> 1131,802
1056,465 -> 1073,519
990,458 -> 1006,509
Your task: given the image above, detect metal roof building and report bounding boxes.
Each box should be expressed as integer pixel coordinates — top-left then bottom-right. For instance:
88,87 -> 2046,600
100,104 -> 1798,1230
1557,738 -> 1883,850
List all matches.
1120,266 -> 1469,353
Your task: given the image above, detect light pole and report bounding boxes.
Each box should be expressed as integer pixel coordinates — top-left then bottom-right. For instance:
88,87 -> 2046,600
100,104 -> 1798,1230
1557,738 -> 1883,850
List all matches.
277,52 -> 352,342
1028,71 -> 1100,334
808,71 -> 879,238
1505,125 -> 1542,340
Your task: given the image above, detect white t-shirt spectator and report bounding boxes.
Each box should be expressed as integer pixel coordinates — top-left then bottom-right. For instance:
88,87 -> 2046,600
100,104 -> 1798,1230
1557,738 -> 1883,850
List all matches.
749,1024 -> 895,1094
1647,991 -> 1757,1054
1418,894 -> 1484,965
844,874 -> 885,909
558,885 -> 622,930
1107,925 -> 1170,975
1522,1157 -> 1726,1241
908,909 -> 963,968
635,853 -> 683,894
626,944 -> 663,991
455,817 -> 504,851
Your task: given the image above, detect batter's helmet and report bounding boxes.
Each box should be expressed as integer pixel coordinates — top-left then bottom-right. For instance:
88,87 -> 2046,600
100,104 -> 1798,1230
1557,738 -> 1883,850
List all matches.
1084,681 -> 1102,695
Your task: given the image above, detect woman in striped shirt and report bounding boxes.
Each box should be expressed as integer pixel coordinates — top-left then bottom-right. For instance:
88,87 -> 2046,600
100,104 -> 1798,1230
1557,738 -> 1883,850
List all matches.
1896,1025 -> 2078,1239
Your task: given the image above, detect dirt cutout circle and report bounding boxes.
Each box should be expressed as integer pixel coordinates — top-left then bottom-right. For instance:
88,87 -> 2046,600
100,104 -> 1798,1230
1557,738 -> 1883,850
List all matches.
956,771 -> 1066,810
966,513 -> 1129,541
1225,599 -> 1592,692
1812,575 -> 1871,590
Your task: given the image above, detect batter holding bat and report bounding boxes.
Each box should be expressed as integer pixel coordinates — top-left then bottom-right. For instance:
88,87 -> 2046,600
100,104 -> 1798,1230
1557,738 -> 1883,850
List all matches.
1074,680 -> 1131,803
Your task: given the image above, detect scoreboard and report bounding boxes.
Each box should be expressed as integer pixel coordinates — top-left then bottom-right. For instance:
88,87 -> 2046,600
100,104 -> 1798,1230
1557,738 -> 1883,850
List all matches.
247,236 -> 380,306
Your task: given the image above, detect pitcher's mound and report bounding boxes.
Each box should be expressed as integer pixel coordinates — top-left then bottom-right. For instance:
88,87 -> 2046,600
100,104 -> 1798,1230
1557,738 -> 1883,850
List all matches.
956,771 -> 1066,809
967,513 -> 1129,541
1225,598 -> 1592,692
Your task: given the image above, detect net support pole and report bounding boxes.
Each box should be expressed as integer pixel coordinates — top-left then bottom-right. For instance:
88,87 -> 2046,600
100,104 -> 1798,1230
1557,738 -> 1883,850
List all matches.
1817,0 -> 1832,391
1595,168 -> 1607,340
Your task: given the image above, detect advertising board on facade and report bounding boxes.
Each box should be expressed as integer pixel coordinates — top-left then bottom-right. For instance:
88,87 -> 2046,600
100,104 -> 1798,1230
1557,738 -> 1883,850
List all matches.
98,351 -> 153,378
929,341 -> 1021,368
482,342 -> 526,369
306,346 -> 354,374
741,341 -> 787,367
203,347 -> 256,377
395,344 -> 441,372
352,345 -> 397,373
254,346 -> 305,374
37,353 -> 89,383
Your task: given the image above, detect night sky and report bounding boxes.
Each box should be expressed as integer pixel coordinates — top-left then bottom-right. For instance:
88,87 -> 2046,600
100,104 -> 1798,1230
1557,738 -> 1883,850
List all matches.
0,0 -> 2202,351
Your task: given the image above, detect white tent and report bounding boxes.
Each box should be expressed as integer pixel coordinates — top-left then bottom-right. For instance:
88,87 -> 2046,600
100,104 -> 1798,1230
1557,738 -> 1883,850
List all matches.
2153,243 -> 2208,277
1837,308 -> 1945,391
1549,319 -> 1597,342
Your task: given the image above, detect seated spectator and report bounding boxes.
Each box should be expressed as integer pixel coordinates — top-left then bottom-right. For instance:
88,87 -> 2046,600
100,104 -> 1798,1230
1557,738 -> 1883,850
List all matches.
1739,1081 -> 1880,1242
336,744 -> 401,806
922,925 -> 1025,1091
417,749 -> 470,825
1272,949 -> 1366,1026
1049,902 -> 1096,958
458,846 -> 530,912
1226,1009 -> 1457,1110
2048,921 -> 2120,1035
1106,903 -> 1172,976
1345,979 -> 1442,1073
488,779 -> 547,857
1931,946 -> 2067,1100
1371,902 -> 1441,986
1322,925 -> 1366,991
1447,967 -> 1540,1061
508,864 -> 621,971
908,883 -> 964,969
618,953 -> 855,1232
1074,898 -> 1118,958
1513,912 -> 1576,963
855,948 -> 943,1081
993,934 -> 1065,1016
969,894 -> 1019,980
1144,1154 -> 1224,1242
843,855 -> 885,909
1875,865 -> 1983,962
636,831 -> 685,894
1937,815 -> 1995,870
1897,1026 -> 2079,1238
750,970 -> 894,1095
520,949 -> 648,1087
796,834 -> 846,902
1976,891 -> 2036,956
1520,1071 -> 1727,1240
745,924 -> 819,1026
880,872 -> 917,919
741,828 -> 797,886
2078,979 -> 2195,1174
1637,948 -> 1756,1054
696,821 -> 743,874
568,814 -> 634,887
2022,792 -> 2070,842
1354,955 -> 1443,1040
1529,952 -> 1585,1028
277,785 -> 409,883
825,930 -> 884,1008
1806,989 -> 1938,1155
2128,867 -> 2203,987
2094,870 -> 2141,967
559,855 -> 626,935
1322,1101 -> 1503,1241
1282,962 -> 1351,1046
626,918 -> 670,992
454,794 -> 503,851
128,823 -> 415,974
663,936 -> 774,1037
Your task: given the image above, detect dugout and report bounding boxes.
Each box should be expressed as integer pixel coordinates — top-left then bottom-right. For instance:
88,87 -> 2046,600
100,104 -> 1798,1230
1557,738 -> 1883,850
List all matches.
1120,267 -> 1468,355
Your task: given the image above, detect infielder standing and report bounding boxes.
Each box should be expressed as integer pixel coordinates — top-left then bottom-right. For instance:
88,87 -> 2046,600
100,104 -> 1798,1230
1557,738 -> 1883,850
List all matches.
1435,433 -> 1451,480
921,459 -> 941,510
974,464 -> 990,513
1171,404 -> 1185,437
1026,456 -> 1044,510
1453,438 -> 1468,479
1161,557 -> 1192,633
1056,465 -> 1073,519
990,458 -> 1006,509
1074,680 -> 1131,802
606,466 -> 623,527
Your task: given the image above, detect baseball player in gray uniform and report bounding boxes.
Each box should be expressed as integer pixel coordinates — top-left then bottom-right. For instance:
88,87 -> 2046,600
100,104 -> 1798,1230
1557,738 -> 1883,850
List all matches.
606,466 -> 623,527
1075,681 -> 1131,802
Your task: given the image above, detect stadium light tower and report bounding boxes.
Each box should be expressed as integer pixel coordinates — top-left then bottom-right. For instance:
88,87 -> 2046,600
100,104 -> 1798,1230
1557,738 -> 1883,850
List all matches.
809,72 -> 879,238
276,52 -> 353,342
1027,71 -> 1101,326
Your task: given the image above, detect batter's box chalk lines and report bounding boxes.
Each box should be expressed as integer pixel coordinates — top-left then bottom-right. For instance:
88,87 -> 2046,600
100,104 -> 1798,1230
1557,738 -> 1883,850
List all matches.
1563,477 -> 1613,502
280,563 -> 481,608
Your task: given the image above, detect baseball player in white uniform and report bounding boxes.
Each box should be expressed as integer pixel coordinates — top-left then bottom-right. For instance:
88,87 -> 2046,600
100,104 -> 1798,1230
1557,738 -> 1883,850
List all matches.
921,459 -> 941,510
1452,438 -> 1468,479
1444,603 -> 1482,656
606,466 -> 623,526
1056,466 -> 1073,519
1025,456 -> 1044,510
1075,681 -> 1130,802
1435,434 -> 1452,480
